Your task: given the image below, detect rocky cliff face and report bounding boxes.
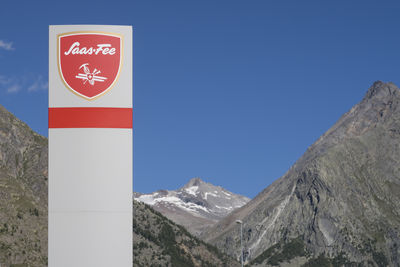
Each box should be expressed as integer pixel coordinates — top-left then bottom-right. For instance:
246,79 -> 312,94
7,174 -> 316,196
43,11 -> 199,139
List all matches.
0,105 -> 48,266
203,81 -> 400,266
134,177 -> 250,235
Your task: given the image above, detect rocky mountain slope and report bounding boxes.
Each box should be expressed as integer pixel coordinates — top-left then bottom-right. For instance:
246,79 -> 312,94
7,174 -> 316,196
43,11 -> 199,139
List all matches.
133,200 -> 240,267
0,105 -> 48,266
134,177 -> 250,235
203,81 -> 400,266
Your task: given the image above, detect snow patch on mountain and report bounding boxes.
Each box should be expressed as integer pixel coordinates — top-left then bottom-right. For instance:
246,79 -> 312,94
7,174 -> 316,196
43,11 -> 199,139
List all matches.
185,186 -> 199,196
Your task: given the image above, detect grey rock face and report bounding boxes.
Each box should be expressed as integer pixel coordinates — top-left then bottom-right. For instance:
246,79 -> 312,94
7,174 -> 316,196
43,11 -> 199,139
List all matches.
134,177 -> 250,235
203,82 -> 400,266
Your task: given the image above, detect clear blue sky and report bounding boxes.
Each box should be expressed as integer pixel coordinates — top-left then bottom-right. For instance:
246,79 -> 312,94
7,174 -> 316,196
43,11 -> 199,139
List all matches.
1,1 -> 400,198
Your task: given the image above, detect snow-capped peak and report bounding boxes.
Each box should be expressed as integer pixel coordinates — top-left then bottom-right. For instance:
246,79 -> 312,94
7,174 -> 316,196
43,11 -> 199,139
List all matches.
134,177 -> 250,235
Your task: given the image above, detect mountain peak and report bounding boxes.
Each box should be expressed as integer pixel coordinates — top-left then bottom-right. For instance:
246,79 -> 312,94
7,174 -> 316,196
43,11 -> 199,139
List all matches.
308,81 -> 400,153
363,80 -> 399,102
184,177 -> 204,187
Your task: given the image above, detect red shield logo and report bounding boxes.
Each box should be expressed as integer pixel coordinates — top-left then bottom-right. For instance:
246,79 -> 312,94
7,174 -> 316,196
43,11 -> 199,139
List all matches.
58,32 -> 123,100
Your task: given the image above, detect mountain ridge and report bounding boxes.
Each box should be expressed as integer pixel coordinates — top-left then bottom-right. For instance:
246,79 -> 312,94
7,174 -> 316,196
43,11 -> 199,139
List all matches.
203,81 -> 400,266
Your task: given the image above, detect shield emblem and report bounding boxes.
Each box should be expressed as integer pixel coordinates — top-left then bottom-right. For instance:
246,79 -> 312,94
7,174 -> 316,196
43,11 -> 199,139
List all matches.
58,32 -> 123,100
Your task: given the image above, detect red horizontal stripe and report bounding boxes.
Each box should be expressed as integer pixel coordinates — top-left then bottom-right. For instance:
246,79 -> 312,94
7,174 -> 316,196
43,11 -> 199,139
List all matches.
49,107 -> 132,129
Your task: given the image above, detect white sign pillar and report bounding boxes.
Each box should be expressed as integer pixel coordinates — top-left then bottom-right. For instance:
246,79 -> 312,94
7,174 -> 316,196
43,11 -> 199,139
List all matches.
48,25 -> 132,267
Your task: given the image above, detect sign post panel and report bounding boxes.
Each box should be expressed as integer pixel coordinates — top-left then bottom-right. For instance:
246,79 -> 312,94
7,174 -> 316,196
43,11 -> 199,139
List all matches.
49,25 -> 132,267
